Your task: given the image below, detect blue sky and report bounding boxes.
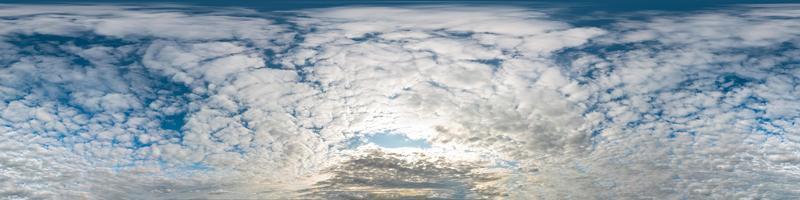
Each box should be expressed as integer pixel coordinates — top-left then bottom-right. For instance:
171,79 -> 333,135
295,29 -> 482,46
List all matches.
1,1 -> 799,199
8,0 -> 799,11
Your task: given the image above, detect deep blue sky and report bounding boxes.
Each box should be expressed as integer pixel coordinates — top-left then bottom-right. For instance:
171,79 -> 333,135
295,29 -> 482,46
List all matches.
4,0 -> 798,12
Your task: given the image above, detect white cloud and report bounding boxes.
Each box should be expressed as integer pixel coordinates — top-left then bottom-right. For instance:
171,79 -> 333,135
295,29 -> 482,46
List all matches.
0,4 -> 799,199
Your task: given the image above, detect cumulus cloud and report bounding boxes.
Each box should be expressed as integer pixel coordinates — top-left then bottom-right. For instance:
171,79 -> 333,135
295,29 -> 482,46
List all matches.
302,148 -> 508,199
0,3 -> 799,199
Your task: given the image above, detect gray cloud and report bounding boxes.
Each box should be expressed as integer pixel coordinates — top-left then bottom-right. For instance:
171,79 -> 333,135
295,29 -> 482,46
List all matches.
302,149 -> 507,199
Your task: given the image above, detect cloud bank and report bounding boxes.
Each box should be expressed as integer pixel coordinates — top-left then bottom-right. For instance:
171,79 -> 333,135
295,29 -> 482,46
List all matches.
0,4 -> 799,199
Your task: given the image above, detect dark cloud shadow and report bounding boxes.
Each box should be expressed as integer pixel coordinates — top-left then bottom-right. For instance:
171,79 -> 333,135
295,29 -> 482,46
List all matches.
299,149 -> 507,199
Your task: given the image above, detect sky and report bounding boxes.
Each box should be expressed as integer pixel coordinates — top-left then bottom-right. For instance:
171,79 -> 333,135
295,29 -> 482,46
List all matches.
0,1 -> 799,199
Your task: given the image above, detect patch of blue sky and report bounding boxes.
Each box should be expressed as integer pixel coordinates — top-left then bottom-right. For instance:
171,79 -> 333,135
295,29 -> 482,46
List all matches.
348,131 -> 432,149
366,132 -> 431,149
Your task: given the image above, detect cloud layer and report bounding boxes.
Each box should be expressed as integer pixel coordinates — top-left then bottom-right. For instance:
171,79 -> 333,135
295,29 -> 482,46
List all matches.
0,4 -> 799,199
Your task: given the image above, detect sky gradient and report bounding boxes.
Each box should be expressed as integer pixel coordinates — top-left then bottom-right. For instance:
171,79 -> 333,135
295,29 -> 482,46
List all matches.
1,1 -> 800,199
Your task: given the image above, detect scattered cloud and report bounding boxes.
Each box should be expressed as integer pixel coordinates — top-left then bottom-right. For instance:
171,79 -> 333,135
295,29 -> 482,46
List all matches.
0,4 -> 799,199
